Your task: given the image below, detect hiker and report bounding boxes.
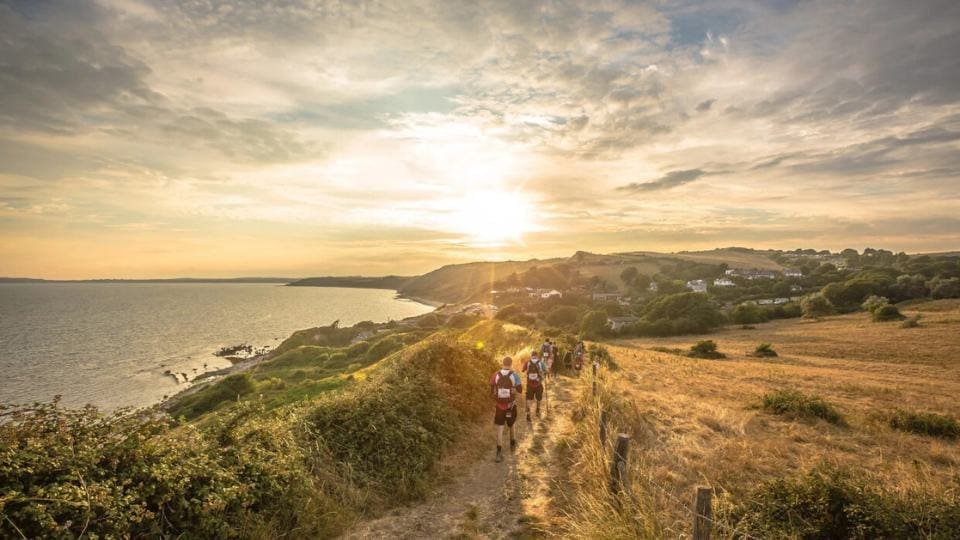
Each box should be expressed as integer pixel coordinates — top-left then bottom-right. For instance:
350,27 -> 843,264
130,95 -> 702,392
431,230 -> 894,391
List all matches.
574,341 -> 585,373
522,351 -> 547,421
490,356 -> 522,463
540,339 -> 553,377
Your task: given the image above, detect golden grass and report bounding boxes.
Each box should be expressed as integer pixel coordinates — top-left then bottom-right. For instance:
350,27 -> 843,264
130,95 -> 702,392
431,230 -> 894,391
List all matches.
588,299 -> 960,536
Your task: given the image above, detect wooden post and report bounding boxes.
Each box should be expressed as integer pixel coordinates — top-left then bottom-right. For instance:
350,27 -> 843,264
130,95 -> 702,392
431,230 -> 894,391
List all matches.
608,434 -> 630,495
599,409 -> 608,446
693,486 -> 713,540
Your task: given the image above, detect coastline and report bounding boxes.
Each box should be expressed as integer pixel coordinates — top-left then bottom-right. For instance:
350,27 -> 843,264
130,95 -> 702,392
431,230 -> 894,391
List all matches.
160,294 -> 442,411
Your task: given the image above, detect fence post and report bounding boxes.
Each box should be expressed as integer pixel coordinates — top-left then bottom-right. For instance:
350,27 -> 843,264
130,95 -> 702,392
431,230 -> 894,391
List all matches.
608,434 -> 630,495
693,486 -> 713,540
599,409 -> 608,446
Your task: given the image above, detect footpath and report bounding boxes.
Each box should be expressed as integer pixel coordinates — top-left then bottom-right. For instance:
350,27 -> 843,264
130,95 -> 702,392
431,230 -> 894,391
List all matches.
341,376 -> 576,539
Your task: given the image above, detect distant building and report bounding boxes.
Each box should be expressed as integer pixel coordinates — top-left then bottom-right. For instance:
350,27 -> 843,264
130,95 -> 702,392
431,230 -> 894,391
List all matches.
727,268 -> 777,280
713,277 -> 736,287
784,269 -> 804,278
607,316 -> 640,332
647,282 -> 659,292
541,289 -> 563,299
592,292 -> 624,302
686,279 -> 708,293
790,284 -> 803,293
754,297 -> 792,305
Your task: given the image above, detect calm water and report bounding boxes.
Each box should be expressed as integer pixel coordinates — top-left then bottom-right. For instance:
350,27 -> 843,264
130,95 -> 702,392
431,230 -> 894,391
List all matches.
0,283 -> 432,409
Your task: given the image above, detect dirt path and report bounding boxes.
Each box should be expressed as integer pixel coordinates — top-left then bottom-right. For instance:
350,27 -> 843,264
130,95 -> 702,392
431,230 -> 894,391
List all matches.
341,376 -> 577,539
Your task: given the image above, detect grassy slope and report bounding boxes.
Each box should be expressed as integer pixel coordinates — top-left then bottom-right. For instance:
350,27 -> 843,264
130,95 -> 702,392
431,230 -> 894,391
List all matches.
598,299 -> 960,536
396,248 -> 782,303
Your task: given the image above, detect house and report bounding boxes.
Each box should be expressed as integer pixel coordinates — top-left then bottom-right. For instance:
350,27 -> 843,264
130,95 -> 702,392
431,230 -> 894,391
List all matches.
784,269 -> 803,278
592,292 -> 624,302
727,268 -> 777,280
541,289 -> 563,299
790,284 -> 803,293
713,277 -> 736,287
607,316 -> 640,332
686,279 -> 708,293
647,282 -> 659,292
755,297 -> 792,305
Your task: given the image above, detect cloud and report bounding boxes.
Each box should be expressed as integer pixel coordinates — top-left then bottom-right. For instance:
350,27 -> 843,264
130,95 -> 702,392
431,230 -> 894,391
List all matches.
617,169 -> 709,192
695,99 -> 715,112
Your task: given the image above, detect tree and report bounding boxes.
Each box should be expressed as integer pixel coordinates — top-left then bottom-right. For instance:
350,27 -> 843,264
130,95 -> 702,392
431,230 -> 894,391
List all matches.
802,294 -> 835,319
930,277 -> 960,299
620,266 -> 639,286
579,311 -> 609,339
873,305 -> 905,322
546,305 -> 580,327
731,303 -> 768,325
861,295 -> 889,313
641,292 -> 725,332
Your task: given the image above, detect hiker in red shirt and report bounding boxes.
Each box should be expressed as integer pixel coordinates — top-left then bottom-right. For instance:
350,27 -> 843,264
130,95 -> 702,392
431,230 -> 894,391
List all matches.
490,356 -> 522,463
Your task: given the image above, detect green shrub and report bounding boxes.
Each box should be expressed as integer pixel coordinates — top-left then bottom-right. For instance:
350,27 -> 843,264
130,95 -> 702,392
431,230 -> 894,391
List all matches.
862,294 -> 890,313
308,340 -> 496,500
365,335 -> 404,360
546,305 -> 580,327
801,293 -> 835,318
890,410 -> 960,439
641,292 -> 725,333
688,340 -> 725,359
417,313 -> 442,328
731,303 -> 768,325
752,343 -> 778,357
169,373 -> 256,420
760,389 -> 845,425
724,466 -> 960,538
579,310 -> 609,340
873,304 -> 905,321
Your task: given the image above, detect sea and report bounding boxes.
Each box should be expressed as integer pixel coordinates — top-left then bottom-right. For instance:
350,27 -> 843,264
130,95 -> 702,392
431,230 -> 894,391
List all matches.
0,283 -> 433,410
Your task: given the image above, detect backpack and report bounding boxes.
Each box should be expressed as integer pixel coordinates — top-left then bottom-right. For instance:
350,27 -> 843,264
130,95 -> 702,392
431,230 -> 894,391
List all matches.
526,360 -> 542,386
494,370 -> 515,404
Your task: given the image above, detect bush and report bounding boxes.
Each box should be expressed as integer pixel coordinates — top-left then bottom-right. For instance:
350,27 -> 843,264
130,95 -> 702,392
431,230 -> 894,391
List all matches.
446,313 -> 480,329
862,294 -> 890,313
169,373 -> 257,420
725,465 -> 960,538
417,313 -> 442,328
579,310 -> 609,340
308,340 -> 496,499
546,305 -> 580,327
890,410 -> 960,439
752,343 -> 778,357
760,389 -> 845,425
801,294 -> 835,319
873,304 -> 905,321
688,340 -> 725,359
730,303 -> 767,325
641,293 -> 725,333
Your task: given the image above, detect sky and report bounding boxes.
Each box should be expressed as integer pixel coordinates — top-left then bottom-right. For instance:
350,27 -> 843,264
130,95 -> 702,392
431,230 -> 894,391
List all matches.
1,0 -> 959,278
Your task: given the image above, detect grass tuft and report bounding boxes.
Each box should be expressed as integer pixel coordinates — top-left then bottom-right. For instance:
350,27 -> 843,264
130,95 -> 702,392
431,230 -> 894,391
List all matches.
890,410 -> 960,439
760,389 -> 846,425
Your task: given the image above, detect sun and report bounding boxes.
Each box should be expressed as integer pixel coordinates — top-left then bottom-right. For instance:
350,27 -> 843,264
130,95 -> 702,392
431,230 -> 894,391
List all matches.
447,190 -> 536,246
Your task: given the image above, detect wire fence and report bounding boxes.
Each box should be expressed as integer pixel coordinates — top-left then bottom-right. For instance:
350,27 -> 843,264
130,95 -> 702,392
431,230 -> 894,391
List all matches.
590,357 -> 764,540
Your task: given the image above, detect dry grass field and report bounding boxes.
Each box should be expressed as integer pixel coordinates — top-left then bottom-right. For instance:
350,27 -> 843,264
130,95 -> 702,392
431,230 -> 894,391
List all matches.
593,299 -> 960,536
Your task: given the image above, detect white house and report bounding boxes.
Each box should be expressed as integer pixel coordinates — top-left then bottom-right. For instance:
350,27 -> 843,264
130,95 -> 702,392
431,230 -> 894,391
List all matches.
647,282 -> 659,292
784,269 -> 804,278
686,279 -> 708,293
713,277 -> 736,287
607,316 -> 640,332
592,292 -> 624,302
541,289 -> 563,299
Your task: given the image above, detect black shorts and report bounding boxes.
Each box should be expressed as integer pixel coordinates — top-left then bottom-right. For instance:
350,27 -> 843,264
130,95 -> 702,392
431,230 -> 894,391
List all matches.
526,384 -> 543,401
494,404 -> 517,426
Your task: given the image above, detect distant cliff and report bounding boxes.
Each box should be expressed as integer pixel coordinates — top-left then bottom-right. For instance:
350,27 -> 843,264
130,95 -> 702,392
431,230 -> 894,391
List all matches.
287,275 -> 414,290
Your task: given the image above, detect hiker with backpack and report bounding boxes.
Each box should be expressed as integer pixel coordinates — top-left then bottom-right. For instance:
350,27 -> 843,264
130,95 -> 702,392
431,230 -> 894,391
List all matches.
522,351 -> 548,421
540,339 -> 553,378
574,341 -> 585,374
490,356 -> 522,463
